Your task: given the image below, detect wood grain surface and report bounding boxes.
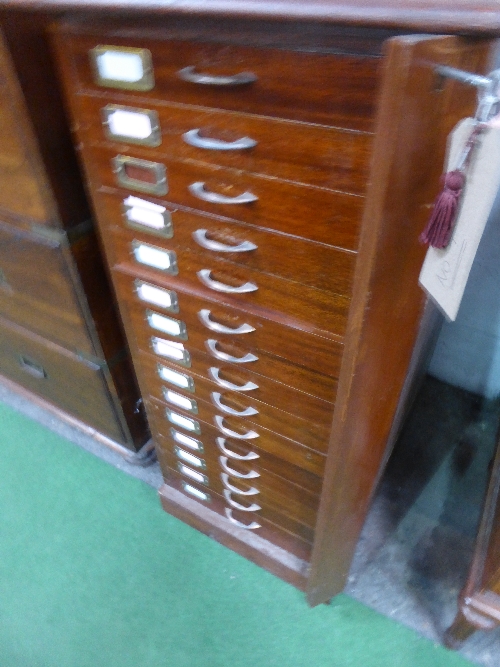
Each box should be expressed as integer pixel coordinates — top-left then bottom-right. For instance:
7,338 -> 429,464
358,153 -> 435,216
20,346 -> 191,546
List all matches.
78,94 -> 373,193
307,35 -> 493,605
95,189 -> 357,295
112,268 -> 343,392
90,144 -> 365,251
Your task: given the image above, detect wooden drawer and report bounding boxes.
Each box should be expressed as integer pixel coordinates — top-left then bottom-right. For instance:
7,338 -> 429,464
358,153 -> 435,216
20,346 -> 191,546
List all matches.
64,30 -> 379,130
162,470 -> 313,561
151,396 -> 325,489
155,425 -> 318,539
110,226 -> 350,337
0,314 -> 125,442
157,429 -> 319,529
147,383 -> 325,476
113,269 -> 342,394
0,222 -> 96,355
80,94 -> 372,194
91,143 -> 363,250
140,348 -> 330,453
162,463 -> 316,544
136,335 -> 335,429
97,189 -> 356,295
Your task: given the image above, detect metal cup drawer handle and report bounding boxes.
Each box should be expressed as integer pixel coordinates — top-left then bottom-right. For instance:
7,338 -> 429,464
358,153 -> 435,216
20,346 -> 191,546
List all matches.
198,269 -> 257,294
221,472 -> 259,496
198,309 -> 254,334
189,182 -> 258,205
216,437 -> 259,461
209,367 -> 258,391
225,508 -> 261,530
192,229 -> 257,253
206,340 -> 258,364
223,489 -> 261,512
211,392 -> 258,417
178,66 -> 257,87
183,129 -> 257,151
219,456 -> 260,479
215,416 -> 259,440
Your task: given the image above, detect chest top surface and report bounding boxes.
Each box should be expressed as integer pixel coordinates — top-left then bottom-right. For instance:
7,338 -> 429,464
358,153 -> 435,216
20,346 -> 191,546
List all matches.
3,0 -> 500,34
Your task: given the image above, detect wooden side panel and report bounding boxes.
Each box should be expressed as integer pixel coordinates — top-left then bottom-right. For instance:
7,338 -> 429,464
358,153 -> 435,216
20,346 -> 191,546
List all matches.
0,10 -> 90,228
307,35 -> 494,605
0,28 -> 57,226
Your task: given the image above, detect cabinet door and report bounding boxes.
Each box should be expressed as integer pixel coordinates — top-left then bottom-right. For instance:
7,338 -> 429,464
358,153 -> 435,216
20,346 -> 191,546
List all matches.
0,29 -> 58,226
307,35 -> 495,606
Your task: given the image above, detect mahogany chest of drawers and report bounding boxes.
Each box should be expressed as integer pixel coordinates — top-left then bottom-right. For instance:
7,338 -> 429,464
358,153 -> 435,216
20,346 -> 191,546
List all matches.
52,14 -> 492,604
0,19 -> 149,454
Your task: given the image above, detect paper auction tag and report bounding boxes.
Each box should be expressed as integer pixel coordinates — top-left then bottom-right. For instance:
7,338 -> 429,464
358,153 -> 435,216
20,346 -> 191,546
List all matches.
419,119 -> 500,321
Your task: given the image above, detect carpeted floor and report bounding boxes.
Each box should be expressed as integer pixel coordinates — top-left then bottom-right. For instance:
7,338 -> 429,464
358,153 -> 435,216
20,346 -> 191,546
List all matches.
0,400 -> 475,667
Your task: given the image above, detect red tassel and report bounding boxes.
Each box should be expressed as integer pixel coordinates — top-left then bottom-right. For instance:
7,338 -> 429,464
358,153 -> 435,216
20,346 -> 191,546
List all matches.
419,170 -> 465,249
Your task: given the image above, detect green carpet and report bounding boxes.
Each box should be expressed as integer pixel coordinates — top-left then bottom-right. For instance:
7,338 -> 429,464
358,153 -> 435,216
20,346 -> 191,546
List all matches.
0,401 -> 473,667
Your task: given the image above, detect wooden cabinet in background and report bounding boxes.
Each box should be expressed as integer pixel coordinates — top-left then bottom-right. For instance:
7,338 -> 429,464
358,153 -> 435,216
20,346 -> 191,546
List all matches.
0,24 -> 149,456
446,436 -> 500,645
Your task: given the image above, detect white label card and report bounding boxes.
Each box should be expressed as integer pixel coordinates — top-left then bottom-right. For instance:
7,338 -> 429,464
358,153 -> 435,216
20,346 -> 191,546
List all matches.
133,244 -> 172,271
419,119 -> 500,321
124,196 -> 167,230
169,411 -> 197,431
137,283 -> 174,309
165,390 -> 195,411
158,365 -> 191,389
173,431 -> 201,451
97,51 -> 144,83
152,338 -> 185,360
148,313 -> 182,337
108,109 -> 152,140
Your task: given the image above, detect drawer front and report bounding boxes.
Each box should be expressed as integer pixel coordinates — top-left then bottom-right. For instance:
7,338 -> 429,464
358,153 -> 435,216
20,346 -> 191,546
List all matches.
97,189 -> 356,295
67,32 -> 379,130
113,269 -> 341,395
140,354 -> 333,449
154,423 -> 322,496
0,224 -> 96,355
148,380 -> 325,478
148,383 -> 325,476
80,95 -> 372,194
136,335 -> 335,429
150,402 -> 324,496
157,429 -> 319,529
152,404 -> 319,535
110,227 -> 350,337
91,143 -> 363,250
140,348 -> 330,453
161,456 -> 317,543
163,470 -> 313,561
0,315 -> 125,441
